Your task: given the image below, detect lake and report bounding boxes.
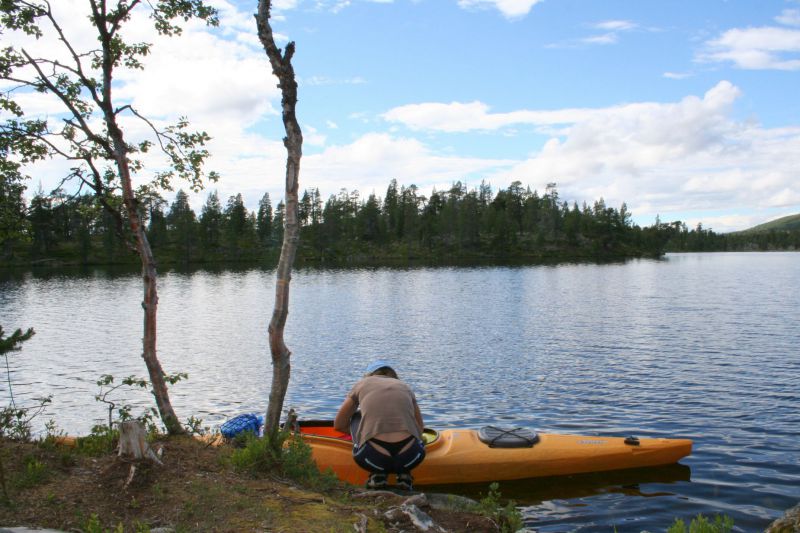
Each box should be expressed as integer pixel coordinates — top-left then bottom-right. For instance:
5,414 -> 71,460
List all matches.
1,252 -> 798,532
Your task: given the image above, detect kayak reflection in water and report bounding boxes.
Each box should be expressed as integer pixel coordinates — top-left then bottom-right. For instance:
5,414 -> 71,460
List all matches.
334,360 -> 426,491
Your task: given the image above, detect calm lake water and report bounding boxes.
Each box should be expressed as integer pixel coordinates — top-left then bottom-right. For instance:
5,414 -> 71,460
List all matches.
1,252 -> 798,532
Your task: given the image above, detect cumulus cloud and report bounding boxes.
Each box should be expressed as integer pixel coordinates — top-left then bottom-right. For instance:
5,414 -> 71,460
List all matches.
379,81 -> 799,230
457,0 -> 544,19
700,26 -> 800,70
488,82 -> 799,230
301,132 -> 515,197
382,101 -> 599,132
285,80 -> 799,232
384,82 -> 740,135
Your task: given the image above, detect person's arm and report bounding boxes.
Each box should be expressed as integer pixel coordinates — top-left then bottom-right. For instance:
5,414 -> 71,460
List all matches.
334,395 -> 357,434
414,401 -> 424,434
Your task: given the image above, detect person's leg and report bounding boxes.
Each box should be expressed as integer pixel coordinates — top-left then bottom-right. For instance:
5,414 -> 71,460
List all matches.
393,438 -> 426,490
353,441 -> 394,488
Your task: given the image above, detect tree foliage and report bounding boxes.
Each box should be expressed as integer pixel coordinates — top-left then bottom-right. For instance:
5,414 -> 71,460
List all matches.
1,0 -> 219,434
1,179 -> 762,267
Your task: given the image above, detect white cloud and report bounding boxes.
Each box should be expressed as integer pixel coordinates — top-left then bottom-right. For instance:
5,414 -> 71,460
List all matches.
384,81 -> 741,135
334,81 -> 800,232
582,33 -> 618,45
301,133 -> 514,197
303,125 -> 327,147
776,8 -> 800,27
382,101 -> 601,132
548,19 -> 640,49
457,0 -> 544,19
686,213 -> 763,233
663,71 -> 691,79
594,20 -> 637,31
378,81 -> 800,230
485,82 -> 800,227
700,26 -> 800,70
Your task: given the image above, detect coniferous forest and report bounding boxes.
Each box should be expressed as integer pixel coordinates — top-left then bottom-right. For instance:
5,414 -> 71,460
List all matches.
1,179 -> 798,268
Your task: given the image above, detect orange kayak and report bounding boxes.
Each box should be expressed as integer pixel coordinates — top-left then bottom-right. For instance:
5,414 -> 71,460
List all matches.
297,421 -> 692,486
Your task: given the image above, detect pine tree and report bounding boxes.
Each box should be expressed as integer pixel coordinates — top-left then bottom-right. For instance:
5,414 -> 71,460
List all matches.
256,192 -> 274,246
200,191 -> 223,257
167,190 -> 198,261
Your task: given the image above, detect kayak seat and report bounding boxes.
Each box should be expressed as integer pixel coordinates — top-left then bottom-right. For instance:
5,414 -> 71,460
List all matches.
478,426 -> 539,448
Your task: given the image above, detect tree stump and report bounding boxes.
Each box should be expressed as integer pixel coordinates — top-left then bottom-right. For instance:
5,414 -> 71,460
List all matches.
119,420 -> 162,463
118,420 -> 163,488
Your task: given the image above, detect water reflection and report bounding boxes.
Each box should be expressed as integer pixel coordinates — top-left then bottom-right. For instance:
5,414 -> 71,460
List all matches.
429,463 -> 692,503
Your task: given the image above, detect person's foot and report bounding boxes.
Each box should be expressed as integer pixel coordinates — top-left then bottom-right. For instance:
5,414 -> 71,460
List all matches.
396,473 -> 414,491
366,473 -> 388,489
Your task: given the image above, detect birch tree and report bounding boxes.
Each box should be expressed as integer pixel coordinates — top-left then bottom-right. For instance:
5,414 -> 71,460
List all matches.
1,0 -> 219,434
255,0 -> 302,433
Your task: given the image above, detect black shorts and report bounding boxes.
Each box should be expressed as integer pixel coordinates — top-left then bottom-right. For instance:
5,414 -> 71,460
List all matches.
353,435 -> 426,474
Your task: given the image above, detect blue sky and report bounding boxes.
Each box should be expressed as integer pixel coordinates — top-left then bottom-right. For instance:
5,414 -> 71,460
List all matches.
5,0 -> 800,231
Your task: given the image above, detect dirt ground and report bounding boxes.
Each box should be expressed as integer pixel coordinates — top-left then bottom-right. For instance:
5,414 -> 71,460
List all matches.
0,436 -> 502,532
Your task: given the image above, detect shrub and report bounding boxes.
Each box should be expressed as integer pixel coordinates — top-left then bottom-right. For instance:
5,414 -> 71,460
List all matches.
74,425 -> 119,456
474,482 -> 523,533
14,455 -> 48,489
230,429 -> 338,491
667,514 -> 735,533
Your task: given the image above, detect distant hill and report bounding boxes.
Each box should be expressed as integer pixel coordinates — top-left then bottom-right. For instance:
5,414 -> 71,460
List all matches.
741,213 -> 800,233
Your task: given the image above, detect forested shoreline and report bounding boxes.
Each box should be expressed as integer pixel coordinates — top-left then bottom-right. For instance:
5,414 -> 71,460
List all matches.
1,179 -> 797,268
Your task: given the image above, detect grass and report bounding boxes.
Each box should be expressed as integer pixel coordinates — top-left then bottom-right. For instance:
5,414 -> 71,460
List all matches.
0,435 -> 499,532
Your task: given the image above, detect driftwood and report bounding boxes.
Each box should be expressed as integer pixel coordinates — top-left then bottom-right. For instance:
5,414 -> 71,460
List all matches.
118,420 -> 163,488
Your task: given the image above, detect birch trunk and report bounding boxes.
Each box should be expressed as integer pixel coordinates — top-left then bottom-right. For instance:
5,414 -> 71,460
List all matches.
98,17 -> 184,435
256,0 -> 303,433
111,128 -> 184,435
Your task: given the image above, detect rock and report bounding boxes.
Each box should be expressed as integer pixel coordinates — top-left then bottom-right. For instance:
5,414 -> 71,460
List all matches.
425,492 -> 480,511
403,493 -> 430,508
352,513 -> 369,533
384,503 -> 446,532
766,502 -> 800,532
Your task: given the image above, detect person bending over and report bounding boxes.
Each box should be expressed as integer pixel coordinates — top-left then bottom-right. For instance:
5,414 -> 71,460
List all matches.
334,360 -> 425,490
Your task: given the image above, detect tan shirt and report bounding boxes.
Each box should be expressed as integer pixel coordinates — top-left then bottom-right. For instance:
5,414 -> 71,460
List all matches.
348,375 -> 422,444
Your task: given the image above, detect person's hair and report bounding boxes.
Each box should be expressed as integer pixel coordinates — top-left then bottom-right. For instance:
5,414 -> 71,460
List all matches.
368,366 -> 398,379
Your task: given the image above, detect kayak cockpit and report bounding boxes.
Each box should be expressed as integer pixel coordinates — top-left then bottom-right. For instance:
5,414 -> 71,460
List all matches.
297,419 -> 440,445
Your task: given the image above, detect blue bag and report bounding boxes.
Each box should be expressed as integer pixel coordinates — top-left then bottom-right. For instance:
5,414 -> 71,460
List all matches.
220,413 -> 263,439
